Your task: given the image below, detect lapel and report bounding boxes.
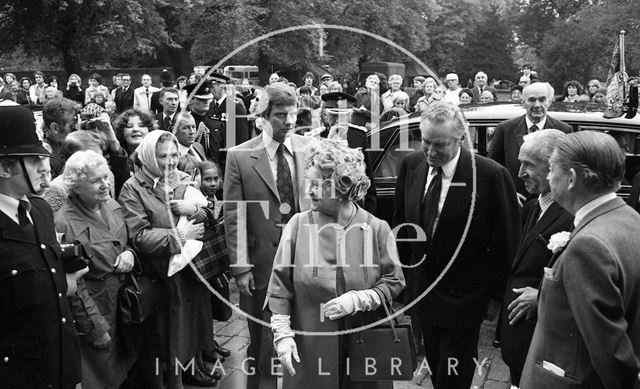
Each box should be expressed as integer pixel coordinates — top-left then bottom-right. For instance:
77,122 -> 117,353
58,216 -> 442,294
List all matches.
291,135 -> 311,211
408,156 -> 429,224
571,197 -> 625,239
514,115 -> 528,150
250,137 -> 279,201
432,148 -> 473,242
512,202 -> 564,270
0,209 -> 34,244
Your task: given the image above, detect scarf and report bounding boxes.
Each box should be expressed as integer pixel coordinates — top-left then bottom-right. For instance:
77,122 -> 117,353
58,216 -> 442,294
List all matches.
136,130 -> 184,197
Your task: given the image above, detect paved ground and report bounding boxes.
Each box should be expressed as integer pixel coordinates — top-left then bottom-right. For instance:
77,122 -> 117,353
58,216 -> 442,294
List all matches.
186,284 -> 513,389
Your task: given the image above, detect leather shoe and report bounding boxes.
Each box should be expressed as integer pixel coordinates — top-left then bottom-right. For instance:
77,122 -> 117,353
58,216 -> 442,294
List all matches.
182,367 -> 217,387
213,340 -> 231,358
202,350 -> 225,364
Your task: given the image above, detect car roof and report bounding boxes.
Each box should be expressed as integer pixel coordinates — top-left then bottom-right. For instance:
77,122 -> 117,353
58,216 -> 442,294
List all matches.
370,102 -> 640,137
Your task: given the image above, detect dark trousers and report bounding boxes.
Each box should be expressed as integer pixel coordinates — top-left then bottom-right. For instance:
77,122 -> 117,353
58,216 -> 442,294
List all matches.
239,288 -> 276,389
421,320 -> 481,389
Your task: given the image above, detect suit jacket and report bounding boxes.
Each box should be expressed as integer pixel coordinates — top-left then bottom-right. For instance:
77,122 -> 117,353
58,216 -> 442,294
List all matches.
224,134 -> 313,290
155,112 -> 177,132
393,147 -> 521,329
133,86 -> 160,113
0,197 -> 81,388
114,86 -> 134,113
488,114 -> 573,194
521,198 -> 640,389
471,85 -> 498,102
500,199 -> 574,375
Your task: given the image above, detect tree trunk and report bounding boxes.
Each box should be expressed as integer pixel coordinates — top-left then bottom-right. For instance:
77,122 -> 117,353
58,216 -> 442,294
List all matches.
257,46 -> 272,86
164,41 -> 195,77
61,49 -> 83,76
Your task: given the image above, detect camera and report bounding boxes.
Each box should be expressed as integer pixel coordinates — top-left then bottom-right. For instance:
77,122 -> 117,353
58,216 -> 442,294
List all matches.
60,242 -> 89,273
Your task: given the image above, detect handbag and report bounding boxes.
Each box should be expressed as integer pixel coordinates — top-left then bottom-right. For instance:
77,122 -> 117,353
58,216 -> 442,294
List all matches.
117,255 -> 161,325
347,298 -> 417,381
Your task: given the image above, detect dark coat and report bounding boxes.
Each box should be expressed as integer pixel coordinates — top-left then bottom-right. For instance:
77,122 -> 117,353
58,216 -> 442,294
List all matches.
500,200 -> 573,378
471,85 -> 498,102
521,198 -> 640,389
62,87 -> 84,105
488,114 -> 573,194
393,147 -> 521,330
155,112 -> 177,132
114,86 -> 134,114
0,197 -> 81,389
118,171 -> 213,363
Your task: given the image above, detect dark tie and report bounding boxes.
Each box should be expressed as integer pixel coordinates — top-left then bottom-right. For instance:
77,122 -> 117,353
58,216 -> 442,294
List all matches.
145,88 -> 150,110
421,167 -> 443,241
276,143 -> 295,223
164,115 -> 171,131
523,201 -> 541,237
18,200 -> 36,241
529,124 -> 539,133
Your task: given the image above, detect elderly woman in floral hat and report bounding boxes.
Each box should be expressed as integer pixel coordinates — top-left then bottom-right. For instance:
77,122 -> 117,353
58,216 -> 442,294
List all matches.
265,138 -> 405,389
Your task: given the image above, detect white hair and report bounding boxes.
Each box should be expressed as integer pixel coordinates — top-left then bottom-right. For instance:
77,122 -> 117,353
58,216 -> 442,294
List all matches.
523,82 -> 555,102
62,150 -> 109,194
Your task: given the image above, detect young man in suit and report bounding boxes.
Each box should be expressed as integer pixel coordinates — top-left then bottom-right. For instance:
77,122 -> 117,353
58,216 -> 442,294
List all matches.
224,83 -> 313,389
521,131 -> 640,389
394,101 -> 520,389
489,82 -> 573,195
500,129 -> 574,386
0,101 -> 87,388
470,71 -> 498,102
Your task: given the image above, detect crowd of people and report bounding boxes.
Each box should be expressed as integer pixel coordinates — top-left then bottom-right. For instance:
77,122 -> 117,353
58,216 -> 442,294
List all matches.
0,63 -> 639,389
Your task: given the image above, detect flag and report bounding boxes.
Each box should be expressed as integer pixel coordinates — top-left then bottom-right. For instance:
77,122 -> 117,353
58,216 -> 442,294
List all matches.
604,33 -> 628,119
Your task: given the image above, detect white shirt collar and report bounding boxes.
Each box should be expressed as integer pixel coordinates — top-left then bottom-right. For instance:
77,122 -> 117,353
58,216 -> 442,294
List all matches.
262,131 -> 293,160
429,147 -> 460,179
525,115 -> 547,131
215,96 -> 226,106
0,193 -> 29,224
573,192 -> 617,227
177,142 -> 191,156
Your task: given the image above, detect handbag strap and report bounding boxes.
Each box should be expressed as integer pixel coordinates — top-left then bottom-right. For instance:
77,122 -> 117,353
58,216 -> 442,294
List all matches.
380,297 -> 400,343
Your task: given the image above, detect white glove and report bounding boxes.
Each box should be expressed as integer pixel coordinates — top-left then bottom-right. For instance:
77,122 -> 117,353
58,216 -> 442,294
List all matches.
271,314 -> 299,376
275,337 -> 299,376
323,289 -> 382,320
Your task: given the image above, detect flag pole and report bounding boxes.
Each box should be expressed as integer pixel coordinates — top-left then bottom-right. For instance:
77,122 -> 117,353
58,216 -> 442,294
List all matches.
620,30 -> 626,100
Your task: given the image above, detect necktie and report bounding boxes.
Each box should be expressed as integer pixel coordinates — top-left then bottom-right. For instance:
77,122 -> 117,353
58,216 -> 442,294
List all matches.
421,167 -> 443,241
529,124 -> 539,133
18,200 -> 36,241
276,143 -> 295,223
480,87 -> 484,95
145,87 -> 150,110
164,115 -> 171,131
523,201 -> 541,237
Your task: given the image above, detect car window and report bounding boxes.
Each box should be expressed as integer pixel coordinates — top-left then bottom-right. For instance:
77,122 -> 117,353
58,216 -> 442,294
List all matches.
373,126 -> 422,179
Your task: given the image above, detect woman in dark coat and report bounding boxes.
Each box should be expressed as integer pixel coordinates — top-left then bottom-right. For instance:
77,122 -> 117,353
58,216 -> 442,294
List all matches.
118,130 -> 213,389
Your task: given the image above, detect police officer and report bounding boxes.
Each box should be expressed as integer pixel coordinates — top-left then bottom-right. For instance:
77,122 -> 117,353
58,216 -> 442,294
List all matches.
0,101 -> 86,388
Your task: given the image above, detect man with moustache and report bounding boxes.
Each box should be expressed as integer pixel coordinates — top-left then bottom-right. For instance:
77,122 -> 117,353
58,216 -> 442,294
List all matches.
394,101 -> 520,389
499,129 -> 574,387
521,131 -> 640,389
224,83 -> 313,389
489,82 -> 573,195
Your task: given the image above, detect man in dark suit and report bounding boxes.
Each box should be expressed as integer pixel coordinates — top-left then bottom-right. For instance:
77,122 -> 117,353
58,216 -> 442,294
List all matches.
500,129 -> 574,386
489,82 -> 573,195
394,101 -> 521,389
521,131 -> 640,389
471,71 -> 498,102
113,73 -> 134,113
155,88 -> 179,132
208,74 -> 250,155
224,83 -> 313,389
0,101 -> 87,388
150,68 -> 175,115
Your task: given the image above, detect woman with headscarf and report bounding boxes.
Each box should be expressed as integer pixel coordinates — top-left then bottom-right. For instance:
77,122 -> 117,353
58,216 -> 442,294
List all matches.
118,130 -> 214,389
265,138 -> 405,389
54,150 -> 137,389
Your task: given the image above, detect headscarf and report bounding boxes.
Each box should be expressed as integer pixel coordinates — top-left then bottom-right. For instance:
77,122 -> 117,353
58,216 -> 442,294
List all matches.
136,130 -> 183,192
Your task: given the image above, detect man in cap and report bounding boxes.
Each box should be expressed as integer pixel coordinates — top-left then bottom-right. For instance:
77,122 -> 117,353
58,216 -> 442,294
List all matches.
444,73 -> 462,105
207,73 -> 250,162
319,73 -> 333,87
150,68 -> 175,115
0,101 -> 86,388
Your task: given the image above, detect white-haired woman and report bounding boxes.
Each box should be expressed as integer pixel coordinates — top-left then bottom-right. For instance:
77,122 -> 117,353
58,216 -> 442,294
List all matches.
54,150 -> 136,389
266,138 -> 405,389
117,130 -> 213,389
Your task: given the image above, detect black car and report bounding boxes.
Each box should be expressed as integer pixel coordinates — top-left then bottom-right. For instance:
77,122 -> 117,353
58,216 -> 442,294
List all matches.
367,102 -> 640,224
